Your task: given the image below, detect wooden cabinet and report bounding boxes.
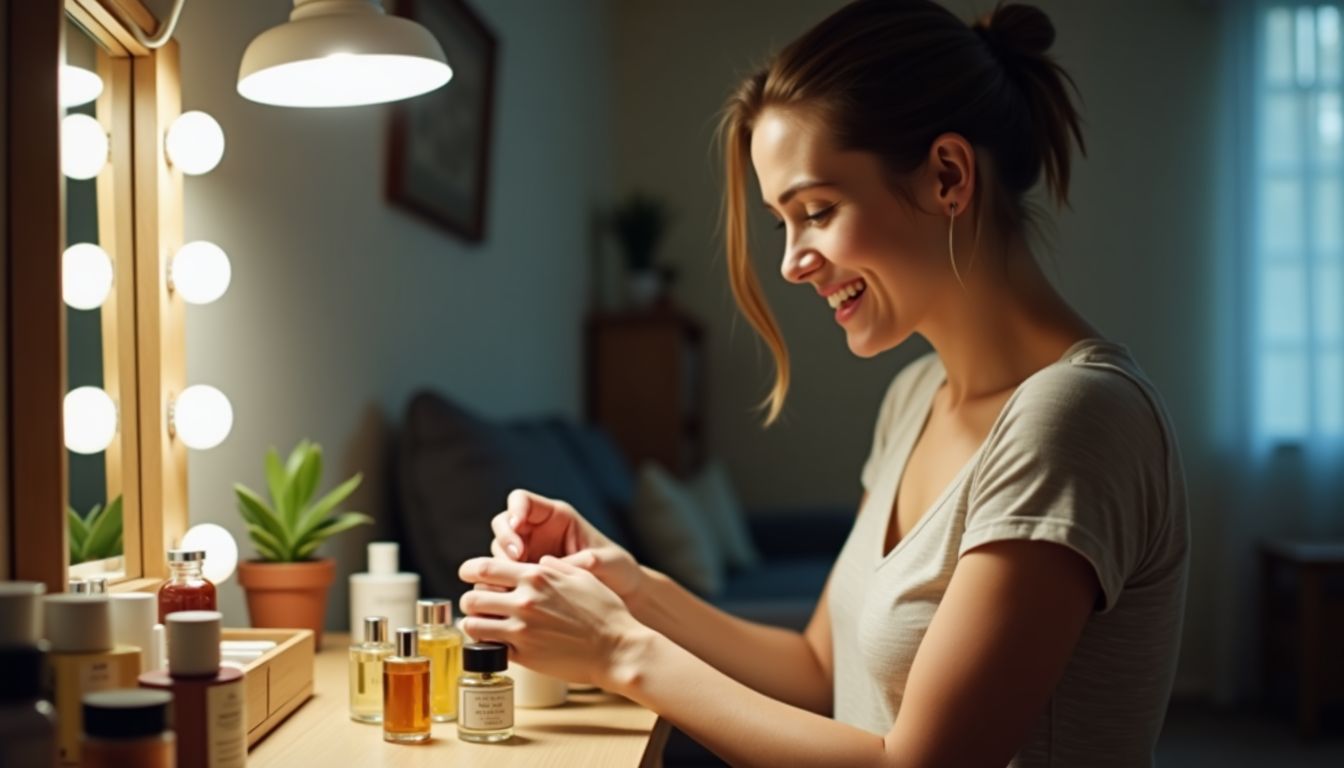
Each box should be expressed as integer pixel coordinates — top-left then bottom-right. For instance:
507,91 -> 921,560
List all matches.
585,309 -> 704,477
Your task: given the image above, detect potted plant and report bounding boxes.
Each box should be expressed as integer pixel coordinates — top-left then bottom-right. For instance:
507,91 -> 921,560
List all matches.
234,440 -> 370,646
610,192 -> 672,308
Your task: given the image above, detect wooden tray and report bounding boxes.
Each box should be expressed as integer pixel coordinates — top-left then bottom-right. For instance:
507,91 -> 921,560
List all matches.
222,628 -> 315,748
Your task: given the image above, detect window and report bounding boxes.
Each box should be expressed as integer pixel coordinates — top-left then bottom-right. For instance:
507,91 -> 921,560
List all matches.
1255,4 -> 1344,444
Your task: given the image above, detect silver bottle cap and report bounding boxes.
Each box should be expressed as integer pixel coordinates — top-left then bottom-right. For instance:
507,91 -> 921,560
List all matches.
86,576 -> 108,594
167,549 -> 206,563
363,616 -> 389,644
395,627 -> 417,658
415,598 -> 452,627
68,579 -> 90,593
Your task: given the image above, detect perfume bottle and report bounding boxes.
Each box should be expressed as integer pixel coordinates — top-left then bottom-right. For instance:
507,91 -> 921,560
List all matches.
457,642 -> 513,743
349,616 -> 393,723
138,611 -> 246,768
80,689 -> 175,768
416,599 -> 463,723
43,595 -> 141,766
382,628 -> 430,744
349,542 -> 418,642
157,549 -> 217,623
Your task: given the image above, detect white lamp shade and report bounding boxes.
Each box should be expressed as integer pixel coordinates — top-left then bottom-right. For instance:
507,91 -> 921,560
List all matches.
170,241 -> 231,305
64,387 -> 118,454
61,65 -> 104,108
62,243 -> 114,310
61,113 -> 108,180
181,524 -> 239,584
172,385 -> 233,450
165,111 -> 225,175
237,1 -> 452,108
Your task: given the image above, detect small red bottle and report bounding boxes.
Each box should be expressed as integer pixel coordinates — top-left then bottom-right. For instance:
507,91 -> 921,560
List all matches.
157,549 -> 216,623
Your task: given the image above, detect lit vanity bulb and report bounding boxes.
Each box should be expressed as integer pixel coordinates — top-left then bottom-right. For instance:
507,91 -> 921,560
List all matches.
169,241 -> 231,305
64,386 -> 117,454
165,111 -> 224,175
170,385 -> 233,450
60,65 -> 103,108
61,113 -> 108,180
62,243 -> 114,310
181,524 -> 239,584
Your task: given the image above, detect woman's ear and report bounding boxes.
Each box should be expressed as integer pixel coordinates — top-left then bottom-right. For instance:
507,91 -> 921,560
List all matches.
928,133 -> 976,214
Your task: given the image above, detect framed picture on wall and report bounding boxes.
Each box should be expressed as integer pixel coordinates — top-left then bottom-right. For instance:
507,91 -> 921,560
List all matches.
386,0 -> 498,242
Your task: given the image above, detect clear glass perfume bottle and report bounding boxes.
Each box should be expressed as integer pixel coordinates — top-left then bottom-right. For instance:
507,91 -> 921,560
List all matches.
416,599 -> 463,723
457,642 -> 513,743
349,617 -> 393,723
382,628 -> 431,744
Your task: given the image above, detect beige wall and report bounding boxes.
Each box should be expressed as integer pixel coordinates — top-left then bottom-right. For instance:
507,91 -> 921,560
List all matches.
610,0 -> 1222,695
170,0 -> 614,628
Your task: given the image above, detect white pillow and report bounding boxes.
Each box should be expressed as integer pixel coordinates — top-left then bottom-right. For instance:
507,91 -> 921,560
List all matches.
629,463 -> 724,596
688,460 -> 761,571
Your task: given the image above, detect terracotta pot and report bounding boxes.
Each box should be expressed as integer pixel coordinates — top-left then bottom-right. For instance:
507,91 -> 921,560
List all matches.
237,558 -> 335,647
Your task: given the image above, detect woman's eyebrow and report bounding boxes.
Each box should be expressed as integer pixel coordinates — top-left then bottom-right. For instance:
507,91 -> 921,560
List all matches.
762,179 -> 838,211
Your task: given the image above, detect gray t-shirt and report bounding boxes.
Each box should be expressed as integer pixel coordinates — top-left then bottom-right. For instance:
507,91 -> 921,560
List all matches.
829,339 -> 1189,767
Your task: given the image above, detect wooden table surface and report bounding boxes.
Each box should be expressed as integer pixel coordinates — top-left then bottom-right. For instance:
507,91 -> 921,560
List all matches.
247,634 -> 669,768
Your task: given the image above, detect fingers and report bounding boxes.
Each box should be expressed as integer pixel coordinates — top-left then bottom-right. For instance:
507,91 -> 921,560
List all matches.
460,588 -> 517,619
459,616 -> 519,649
554,551 -> 598,572
490,512 -> 523,560
459,556 -> 538,589
506,489 -> 566,530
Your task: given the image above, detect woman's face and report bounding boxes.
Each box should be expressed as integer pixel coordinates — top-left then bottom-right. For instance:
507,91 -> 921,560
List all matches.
750,107 -> 947,358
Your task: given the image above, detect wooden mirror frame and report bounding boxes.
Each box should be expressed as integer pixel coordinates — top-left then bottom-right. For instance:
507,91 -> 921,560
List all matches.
7,0 -> 187,593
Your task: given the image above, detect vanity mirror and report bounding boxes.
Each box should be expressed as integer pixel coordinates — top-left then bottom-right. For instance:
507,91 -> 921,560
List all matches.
9,0 -> 189,593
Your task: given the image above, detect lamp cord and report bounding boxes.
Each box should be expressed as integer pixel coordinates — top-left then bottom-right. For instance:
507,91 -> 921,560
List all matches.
105,0 -> 188,50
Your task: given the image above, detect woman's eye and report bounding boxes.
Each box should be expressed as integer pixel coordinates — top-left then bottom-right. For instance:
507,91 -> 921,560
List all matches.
806,205 -> 836,223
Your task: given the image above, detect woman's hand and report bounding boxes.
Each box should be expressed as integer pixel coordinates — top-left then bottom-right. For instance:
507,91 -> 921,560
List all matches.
489,489 -> 645,600
458,555 -> 650,689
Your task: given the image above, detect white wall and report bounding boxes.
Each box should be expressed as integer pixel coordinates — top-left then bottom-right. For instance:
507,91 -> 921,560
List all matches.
170,0 -> 614,629
610,0 -> 1223,696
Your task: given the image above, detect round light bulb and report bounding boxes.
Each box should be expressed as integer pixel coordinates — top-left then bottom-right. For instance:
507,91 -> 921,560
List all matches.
171,385 -> 233,450
181,524 -> 239,584
61,65 -> 104,108
170,242 -> 231,305
61,113 -> 109,180
62,243 -> 114,310
165,111 -> 225,175
64,386 -> 118,454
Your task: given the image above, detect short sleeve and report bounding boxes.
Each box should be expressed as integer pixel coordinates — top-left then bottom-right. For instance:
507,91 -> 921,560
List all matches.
960,365 -> 1168,613
861,355 -> 937,491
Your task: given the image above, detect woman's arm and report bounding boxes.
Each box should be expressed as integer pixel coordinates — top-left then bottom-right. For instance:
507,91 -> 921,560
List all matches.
627,564 -> 834,714
459,538 -> 1096,767
605,540 -> 1099,767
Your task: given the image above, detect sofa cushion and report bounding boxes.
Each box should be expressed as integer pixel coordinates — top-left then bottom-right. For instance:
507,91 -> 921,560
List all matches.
716,557 -> 832,603
688,460 -> 761,572
629,463 -> 725,597
396,391 -> 623,601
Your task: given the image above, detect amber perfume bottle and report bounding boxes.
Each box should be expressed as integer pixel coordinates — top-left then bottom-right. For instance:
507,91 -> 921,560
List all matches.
382,628 -> 431,743
157,549 -> 217,623
349,616 -> 393,723
138,611 -> 245,768
416,599 -> 463,723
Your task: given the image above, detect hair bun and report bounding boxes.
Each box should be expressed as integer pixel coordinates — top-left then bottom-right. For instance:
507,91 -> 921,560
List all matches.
974,3 -> 1055,59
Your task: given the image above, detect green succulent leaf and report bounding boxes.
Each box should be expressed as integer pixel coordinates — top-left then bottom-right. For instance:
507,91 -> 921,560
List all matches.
82,496 -> 123,563
235,441 -> 370,562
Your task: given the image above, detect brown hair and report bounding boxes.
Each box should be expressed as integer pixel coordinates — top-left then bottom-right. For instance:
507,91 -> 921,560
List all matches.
719,0 -> 1085,425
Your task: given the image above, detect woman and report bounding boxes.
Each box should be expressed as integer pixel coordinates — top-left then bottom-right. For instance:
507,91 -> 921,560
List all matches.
458,1 -> 1189,765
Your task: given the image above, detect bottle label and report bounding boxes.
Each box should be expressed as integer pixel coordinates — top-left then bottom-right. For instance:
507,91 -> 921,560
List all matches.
461,687 -> 513,730
206,680 -> 247,768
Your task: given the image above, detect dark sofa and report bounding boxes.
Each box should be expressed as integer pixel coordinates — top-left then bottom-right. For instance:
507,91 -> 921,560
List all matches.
392,389 -> 852,630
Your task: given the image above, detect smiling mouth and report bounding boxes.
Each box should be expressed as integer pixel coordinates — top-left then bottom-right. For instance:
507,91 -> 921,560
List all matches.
826,279 -> 867,310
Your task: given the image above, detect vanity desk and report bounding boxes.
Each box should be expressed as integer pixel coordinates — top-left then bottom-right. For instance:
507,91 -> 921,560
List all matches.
248,633 -> 670,767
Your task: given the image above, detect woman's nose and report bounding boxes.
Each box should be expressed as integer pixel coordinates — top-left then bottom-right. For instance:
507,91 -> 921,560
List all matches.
780,248 -> 823,284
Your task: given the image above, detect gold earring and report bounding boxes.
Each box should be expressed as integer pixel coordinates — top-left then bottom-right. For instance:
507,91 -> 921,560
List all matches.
948,203 -> 966,291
